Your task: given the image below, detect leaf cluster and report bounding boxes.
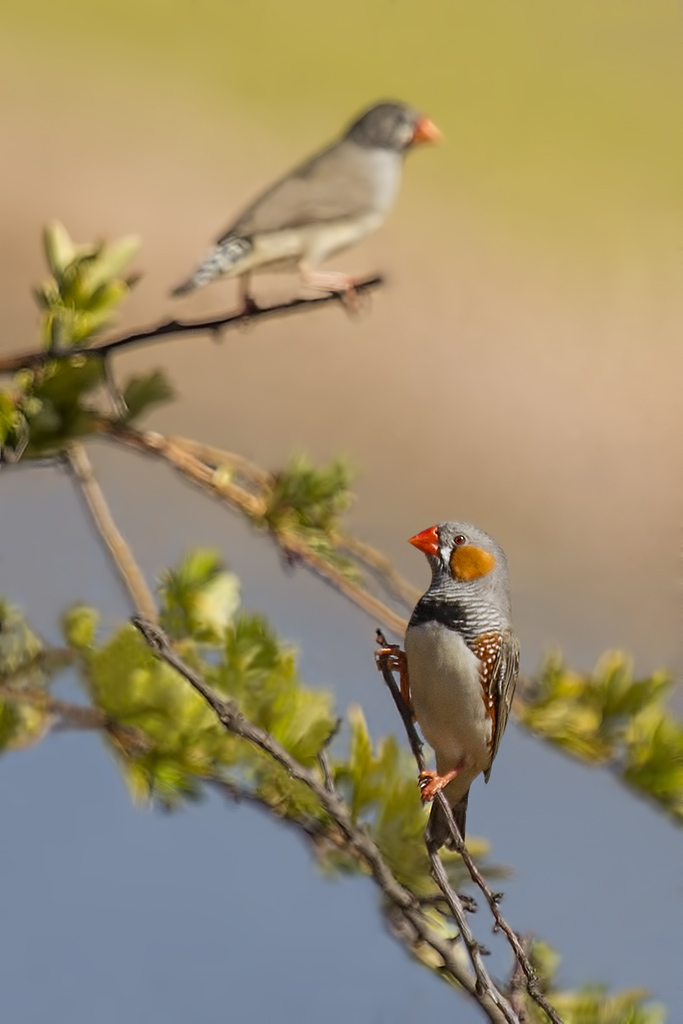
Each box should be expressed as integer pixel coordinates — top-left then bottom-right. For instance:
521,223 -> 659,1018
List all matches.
519,652 -> 683,823
0,600 -> 71,751
0,224 -> 173,460
262,453 -> 357,571
525,943 -> 665,1024
36,221 -> 140,350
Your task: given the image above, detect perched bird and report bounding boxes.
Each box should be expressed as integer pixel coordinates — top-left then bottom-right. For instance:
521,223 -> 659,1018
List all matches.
171,101 -> 440,306
401,522 -> 519,848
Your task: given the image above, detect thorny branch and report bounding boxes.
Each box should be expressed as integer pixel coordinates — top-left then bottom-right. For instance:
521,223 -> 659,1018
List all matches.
375,632 -> 564,1024
132,615 -> 518,1024
0,276 -> 384,374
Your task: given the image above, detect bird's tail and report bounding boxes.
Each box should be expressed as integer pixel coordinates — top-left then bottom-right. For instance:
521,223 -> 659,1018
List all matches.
170,236 -> 252,297
425,788 -> 469,850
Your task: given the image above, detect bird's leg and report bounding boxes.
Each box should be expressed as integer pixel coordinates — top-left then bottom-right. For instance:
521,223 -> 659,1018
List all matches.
238,273 -> 260,317
300,266 -> 361,312
419,761 -> 464,803
375,641 -> 413,719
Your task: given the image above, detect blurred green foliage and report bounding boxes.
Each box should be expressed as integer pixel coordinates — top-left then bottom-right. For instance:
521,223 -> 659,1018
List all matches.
262,454 -> 357,572
0,224 -> 173,460
526,942 -> 665,1024
519,653 -> 683,824
37,222 -> 140,350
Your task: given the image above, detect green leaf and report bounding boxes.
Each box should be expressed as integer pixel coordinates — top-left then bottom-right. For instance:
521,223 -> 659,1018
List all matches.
63,605 -> 99,651
0,390 -> 20,447
264,453 -> 354,535
122,369 -> 175,423
37,225 -> 140,349
0,600 -> 43,675
159,549 -> 241,642
43,221 -> 75,278
84,235 -> 140,293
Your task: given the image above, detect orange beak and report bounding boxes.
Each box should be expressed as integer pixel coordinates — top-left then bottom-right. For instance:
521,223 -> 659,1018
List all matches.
411,116 -> 442,145
409,525 -> 439,556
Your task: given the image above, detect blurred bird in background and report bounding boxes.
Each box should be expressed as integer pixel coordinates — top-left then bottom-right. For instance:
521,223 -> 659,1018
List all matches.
171,100 -> 440,308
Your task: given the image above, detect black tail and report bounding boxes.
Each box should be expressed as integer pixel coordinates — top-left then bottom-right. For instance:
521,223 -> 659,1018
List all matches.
425,788 -> 469,850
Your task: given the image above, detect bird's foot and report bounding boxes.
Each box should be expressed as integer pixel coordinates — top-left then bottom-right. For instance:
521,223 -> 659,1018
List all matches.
237,274 -> 260,326
375,635 -> 413,718
301,269 -> 363,314
237,294 -> 261,330
419,767 -> 461,803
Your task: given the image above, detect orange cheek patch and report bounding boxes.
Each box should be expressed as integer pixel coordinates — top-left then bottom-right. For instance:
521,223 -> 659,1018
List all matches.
449,545 -> 496,581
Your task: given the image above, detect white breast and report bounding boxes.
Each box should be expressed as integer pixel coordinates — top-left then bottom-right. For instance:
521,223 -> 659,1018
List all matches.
404,621 -> 492,781
362,147 -> 403,215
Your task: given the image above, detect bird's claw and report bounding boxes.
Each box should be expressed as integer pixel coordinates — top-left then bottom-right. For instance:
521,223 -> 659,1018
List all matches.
418,767 -> 460,803
375,639 -> 414,718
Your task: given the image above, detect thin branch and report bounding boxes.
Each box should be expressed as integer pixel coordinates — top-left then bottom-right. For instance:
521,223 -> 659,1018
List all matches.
0,276 -> 384,374
508,937 -> 533,1023
0,682 -> 106,731
0,647 -> 74,685
317,717 -> 342,794
65,442 -> 158,622
132,615 -> 516,1024
102,422 -> 409,637
0,681 -> 150,756
166,438 -> 420,617
208,777 -> 345,850
102,422 -> 266,516
336,533 -> 421,611
168,436 -> 274,488
375,634 -> 564,1024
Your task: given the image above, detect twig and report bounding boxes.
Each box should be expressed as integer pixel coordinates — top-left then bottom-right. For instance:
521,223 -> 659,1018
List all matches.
0,276 -> 384,374
102,422 -> 409,637
0,647 -> 74,684
102,358 -> 128,419
317,718 -> 342,793
508,938 -> 533,1023
0,683 -> 105,731
101,422 -> 266,516
132,615 -> 516,1024
165,439 -> 419,624
336,533 -> 421,611
65,442 -> 158,622
375,633 -> 564,1024
0,681 -> 149,755
168,436 -> 274,488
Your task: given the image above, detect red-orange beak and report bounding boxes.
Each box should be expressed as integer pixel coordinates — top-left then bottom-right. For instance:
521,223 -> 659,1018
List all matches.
411,116 -> 442,145
409,525 -> 439,557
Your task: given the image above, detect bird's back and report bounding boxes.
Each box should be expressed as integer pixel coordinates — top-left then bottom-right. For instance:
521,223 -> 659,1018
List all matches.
219,141 -> 399,241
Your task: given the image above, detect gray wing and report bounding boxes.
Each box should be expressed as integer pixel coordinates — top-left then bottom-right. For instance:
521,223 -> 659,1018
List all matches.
484,628 -> 520,782
218,141 -> 378,242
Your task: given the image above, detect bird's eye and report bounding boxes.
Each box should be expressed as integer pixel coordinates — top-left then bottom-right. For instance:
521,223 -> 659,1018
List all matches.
454,534 -> 467,546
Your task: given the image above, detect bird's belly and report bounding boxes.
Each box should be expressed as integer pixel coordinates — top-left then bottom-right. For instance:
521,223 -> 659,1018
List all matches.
242,215 -> 381,275
247,231 -> 310,273
404,622 -> 492,775
301,214 -> 383,265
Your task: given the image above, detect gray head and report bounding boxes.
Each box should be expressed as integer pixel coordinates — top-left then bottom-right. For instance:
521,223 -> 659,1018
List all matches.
344,101 -> 441,152
409,521 -> 512,615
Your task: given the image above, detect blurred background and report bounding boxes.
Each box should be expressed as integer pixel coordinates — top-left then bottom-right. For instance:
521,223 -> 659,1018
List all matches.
1,1 -> 682,1020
